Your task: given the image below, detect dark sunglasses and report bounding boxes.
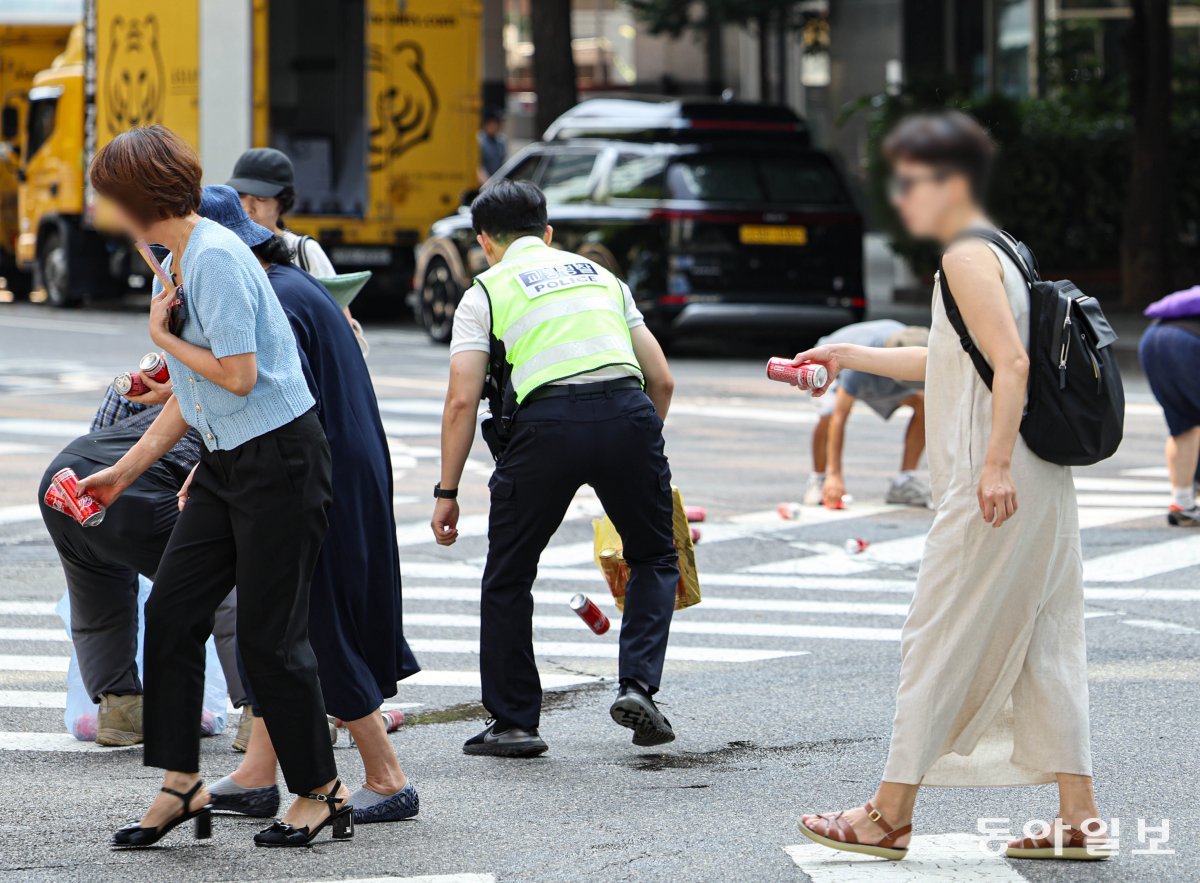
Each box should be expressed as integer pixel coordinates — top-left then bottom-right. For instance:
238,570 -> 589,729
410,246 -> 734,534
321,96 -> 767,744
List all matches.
887,170 -> 948,199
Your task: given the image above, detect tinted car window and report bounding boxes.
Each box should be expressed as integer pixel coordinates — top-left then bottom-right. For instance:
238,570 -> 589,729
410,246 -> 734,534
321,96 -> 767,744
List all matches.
506,154 -> 542,182
539,152 -> 599,203
666,153 -> 848,205
609,153 -> 669,200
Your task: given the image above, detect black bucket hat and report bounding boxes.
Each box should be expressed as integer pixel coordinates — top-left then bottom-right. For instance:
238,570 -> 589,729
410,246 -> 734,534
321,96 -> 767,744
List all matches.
226,147 -> 295,198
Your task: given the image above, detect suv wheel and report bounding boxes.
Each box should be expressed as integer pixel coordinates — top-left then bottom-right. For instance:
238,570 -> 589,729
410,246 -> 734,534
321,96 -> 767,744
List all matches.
419,257 -> 462,344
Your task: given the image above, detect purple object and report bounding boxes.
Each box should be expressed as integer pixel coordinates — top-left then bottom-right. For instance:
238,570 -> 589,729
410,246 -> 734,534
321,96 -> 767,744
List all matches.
1144,285 -> 1200,319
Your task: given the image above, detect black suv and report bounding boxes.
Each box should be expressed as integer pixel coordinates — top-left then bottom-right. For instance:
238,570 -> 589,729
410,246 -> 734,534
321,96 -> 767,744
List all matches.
413,97 -> 864,343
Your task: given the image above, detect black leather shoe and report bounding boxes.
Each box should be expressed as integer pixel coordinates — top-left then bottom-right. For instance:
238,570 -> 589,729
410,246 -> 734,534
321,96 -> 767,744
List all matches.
462,719 -> 548,758
610,680 -> 675,747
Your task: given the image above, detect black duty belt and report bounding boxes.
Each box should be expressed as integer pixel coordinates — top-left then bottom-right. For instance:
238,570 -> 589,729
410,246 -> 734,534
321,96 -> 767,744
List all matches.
524,377 -> 642,403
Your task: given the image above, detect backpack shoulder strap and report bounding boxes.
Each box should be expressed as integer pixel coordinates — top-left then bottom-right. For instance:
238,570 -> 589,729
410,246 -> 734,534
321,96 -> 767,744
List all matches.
296,234 -> 312,273
938,256 -> 996,390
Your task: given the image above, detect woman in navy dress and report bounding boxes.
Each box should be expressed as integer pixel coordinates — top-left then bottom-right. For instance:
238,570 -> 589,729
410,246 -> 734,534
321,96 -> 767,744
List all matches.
197,185 -> 421,824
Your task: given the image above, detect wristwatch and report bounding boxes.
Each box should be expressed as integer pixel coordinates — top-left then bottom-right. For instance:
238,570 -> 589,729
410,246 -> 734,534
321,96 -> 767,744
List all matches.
433,483 -> 458,500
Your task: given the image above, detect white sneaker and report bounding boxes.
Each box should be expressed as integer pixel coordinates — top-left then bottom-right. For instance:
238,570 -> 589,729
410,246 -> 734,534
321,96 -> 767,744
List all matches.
803,474 -> 824,506
886,474 -> 932,508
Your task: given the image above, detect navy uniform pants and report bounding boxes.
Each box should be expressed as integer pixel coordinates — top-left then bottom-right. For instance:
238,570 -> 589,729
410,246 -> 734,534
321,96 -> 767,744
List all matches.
480,383 -> 679,731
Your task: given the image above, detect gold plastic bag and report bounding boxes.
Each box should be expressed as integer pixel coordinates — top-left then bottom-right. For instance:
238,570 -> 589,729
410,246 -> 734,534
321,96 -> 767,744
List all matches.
592,486 -> 701,611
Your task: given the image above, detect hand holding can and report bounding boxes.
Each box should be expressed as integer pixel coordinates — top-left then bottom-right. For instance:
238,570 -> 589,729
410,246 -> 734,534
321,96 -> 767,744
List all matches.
45,467 -> 106,527
767,357 -> 829,391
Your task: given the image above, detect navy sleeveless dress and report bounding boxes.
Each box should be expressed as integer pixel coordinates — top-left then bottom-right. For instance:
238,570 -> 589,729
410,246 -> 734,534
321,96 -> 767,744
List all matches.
266,263 -> 419,720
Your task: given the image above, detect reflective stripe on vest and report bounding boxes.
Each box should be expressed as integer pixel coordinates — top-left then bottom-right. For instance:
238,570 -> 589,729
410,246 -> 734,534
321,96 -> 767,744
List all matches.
477,244 -> 642,402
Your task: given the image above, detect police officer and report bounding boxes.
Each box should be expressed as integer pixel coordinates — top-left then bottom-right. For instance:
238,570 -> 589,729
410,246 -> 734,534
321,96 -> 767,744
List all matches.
431,180 -> 679,757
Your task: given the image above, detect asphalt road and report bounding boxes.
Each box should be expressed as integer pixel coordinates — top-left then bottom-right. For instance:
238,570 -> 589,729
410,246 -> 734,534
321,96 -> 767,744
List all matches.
0,301 -> 1196,883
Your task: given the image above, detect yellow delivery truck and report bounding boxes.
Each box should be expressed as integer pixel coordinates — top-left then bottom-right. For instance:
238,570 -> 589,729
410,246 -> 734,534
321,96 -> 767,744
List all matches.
0,19 -> 75,297
3,0 -> 479,307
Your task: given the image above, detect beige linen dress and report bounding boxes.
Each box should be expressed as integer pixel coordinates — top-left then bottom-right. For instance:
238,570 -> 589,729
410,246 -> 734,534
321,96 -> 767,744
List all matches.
881,235 -> 1092,787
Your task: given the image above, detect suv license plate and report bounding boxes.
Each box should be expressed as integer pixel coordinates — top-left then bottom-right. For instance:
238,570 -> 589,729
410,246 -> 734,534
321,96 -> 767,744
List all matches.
739,225 -> 808,246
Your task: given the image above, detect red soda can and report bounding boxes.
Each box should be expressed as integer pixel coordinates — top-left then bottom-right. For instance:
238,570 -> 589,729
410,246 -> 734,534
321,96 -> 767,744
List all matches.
766,357 -> 829,391
684,505 -> 706,523
844,537 -> 870,555
689,526 -> 701,543
777,501 -> 802,520
113,371 -> 149,397
139,351 -> 170,383
569,593 -> 610,635
381,709 -> 405,733
48,467 -> 106,527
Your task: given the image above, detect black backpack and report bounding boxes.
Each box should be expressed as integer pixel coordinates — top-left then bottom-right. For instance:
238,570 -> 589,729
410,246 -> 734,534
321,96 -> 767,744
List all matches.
938,229 -> 1124,467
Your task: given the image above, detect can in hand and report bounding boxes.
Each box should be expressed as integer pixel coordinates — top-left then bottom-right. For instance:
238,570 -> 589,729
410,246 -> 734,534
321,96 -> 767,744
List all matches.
113,371 -> 149,397
766,357 -> 829,391
569,593 -> 611,635
139,351 -> 170,383
46,467 -> 106,527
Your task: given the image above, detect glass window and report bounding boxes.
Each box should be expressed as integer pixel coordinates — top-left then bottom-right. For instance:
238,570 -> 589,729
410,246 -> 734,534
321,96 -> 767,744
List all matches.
996,0 -> 1032,97
608,153 -> 668,200
505,154 -> 542,182
538,152 -> 599,204
665,153 -> 848,205
26,98 -> 57,158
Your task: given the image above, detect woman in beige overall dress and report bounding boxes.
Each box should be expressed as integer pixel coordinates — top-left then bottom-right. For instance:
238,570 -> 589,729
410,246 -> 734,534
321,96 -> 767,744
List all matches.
793,111 -> 1109,862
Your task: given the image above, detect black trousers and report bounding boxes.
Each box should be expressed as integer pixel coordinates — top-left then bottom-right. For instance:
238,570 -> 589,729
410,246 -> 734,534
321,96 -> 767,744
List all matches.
481,385 -> 679,731
143,411 -> 335,794
39,454 -> 248,708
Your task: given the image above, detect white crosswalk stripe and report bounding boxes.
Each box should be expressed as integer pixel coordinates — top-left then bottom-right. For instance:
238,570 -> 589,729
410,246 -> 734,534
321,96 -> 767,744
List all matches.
0,393 -> 1195,752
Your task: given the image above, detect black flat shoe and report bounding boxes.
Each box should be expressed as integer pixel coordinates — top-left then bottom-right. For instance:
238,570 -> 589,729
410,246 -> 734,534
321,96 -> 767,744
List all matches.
462,719 -> 548,758
610,680 -> 675,747
112,780 -> 212,848
253,779 -> 353,848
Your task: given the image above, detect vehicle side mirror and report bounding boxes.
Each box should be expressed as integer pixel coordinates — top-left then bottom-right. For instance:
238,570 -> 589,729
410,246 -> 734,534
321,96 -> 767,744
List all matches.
0,107 -> 18,141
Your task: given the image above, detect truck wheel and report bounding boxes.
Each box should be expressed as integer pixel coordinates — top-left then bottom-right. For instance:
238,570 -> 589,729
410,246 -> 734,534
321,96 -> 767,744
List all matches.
38,227 -> 84,308
419,257 -> 462,344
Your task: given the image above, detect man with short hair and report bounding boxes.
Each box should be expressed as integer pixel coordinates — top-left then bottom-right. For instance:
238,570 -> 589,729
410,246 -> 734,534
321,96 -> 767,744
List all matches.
432,179 -> 679,756
805,321 -> 931,509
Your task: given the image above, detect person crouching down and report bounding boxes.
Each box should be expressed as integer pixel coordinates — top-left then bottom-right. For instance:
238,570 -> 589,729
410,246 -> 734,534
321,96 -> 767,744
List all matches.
805,321 -> 931,508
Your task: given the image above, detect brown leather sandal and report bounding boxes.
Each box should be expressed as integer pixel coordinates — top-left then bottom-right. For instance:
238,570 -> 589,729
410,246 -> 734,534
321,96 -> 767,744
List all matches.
797,800 -> 911,860
1006,821 -> 1114,861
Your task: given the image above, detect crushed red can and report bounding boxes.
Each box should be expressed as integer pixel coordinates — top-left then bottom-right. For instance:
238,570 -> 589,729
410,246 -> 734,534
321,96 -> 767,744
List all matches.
689,526 -> 701,543
766,357 -> 829,391
777,501 -> 802,520
844,537 -> 870,555
46,467 -> 106,527
684,505 -> 706,523
569,593 -> 610,635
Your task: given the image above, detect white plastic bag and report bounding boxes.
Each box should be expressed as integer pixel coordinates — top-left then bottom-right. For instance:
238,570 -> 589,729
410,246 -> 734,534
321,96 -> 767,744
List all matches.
57,576 -> 229,740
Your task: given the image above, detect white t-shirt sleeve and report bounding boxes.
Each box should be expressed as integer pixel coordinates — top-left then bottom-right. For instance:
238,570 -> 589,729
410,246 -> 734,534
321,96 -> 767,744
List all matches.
449,284 -> 492,356
301,237 -> 336,277
620,280 -> 645,330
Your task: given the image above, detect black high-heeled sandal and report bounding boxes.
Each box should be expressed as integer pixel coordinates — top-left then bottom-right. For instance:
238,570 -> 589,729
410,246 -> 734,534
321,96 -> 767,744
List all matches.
112,780 -> 212,848
253,779 -> 353,848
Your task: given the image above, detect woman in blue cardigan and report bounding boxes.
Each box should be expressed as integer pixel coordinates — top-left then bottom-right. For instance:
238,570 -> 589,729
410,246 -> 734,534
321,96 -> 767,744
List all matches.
80,125 -> 351,849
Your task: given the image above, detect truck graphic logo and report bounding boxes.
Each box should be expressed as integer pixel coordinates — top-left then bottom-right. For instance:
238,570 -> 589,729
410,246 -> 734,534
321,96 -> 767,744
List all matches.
367,40 -> 437,171
103,14 -> 164,134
